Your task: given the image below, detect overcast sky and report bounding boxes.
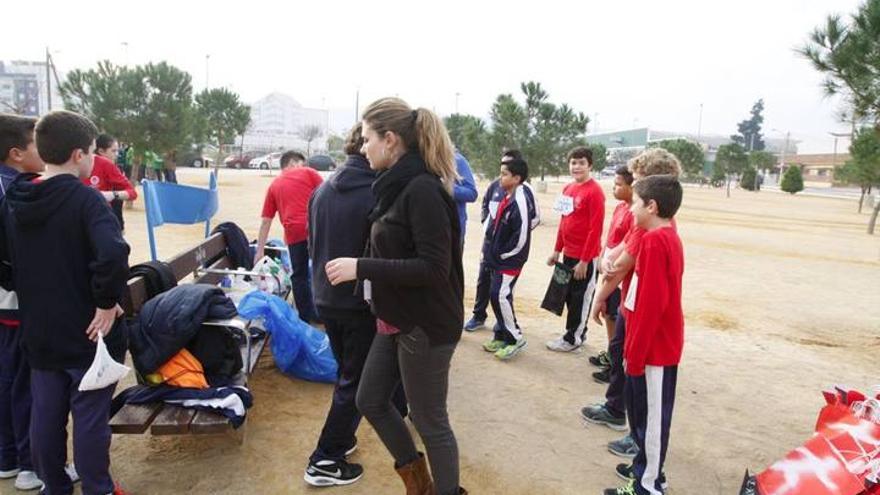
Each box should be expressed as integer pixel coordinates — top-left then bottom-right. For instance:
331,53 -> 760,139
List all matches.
3,0 -> 864,153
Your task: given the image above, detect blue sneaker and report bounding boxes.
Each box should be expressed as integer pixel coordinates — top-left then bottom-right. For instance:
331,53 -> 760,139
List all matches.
463,317 -> 486,332
608,434 -> 639,459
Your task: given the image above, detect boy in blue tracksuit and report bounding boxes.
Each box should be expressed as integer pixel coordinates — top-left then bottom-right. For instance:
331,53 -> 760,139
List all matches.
465,150 -> 540,332
480,157 -> 538,360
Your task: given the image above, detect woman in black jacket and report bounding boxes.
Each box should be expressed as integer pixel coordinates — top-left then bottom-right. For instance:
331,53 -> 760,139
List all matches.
326,97 -> 465,495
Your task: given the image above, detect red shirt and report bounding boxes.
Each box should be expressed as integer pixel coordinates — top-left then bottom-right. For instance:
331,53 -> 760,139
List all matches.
620,217 -> 677,314
606,201 -> 633,249
83,155 -> 137,200
554,179 -> 605,262
623,226 -> 684,376
261,167 -> 323,245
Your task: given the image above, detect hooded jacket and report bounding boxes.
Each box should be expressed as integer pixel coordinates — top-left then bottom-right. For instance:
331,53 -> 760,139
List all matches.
308,154 -> 376,319
481,183 -> 539,271
0,173 -> 130,369
128,284 -> 237,375
0,163 -> 20,325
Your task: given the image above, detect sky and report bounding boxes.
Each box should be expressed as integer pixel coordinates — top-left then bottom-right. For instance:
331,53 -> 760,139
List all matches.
2,0 -> 864,153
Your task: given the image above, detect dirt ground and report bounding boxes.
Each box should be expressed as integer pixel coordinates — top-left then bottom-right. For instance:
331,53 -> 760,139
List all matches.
2,167 -> 878,495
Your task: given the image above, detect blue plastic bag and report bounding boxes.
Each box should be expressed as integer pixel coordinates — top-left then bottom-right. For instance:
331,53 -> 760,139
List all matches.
237,291 -> 337,383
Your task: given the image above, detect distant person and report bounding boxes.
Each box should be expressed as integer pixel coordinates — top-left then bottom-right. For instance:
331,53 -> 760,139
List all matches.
304,123 -> 406,487
545,146 -> 605,353
452,151 -> 478,246
325,97 -> 466,495
89,134 -> 138,233
254,150 -> 323,323
602,175 -> 685,495
464,149 -> 541,332
0,110 -> 131,495
0,113 -> 45,491
478,156 -> 538,360
163,150 -> 177,184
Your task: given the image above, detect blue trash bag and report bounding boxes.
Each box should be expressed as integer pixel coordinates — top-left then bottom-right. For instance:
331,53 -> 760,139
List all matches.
237,291 -> 337,383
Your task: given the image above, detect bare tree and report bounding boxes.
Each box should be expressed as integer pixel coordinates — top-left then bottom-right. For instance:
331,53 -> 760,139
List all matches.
297,125 -> 322,156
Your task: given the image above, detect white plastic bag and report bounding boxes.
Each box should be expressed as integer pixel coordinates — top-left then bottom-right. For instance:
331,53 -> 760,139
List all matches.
78,334 -> 130,391
254,255 -> 291,296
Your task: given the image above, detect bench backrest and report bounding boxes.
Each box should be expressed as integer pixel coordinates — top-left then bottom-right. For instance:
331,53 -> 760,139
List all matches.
122,232 -> 232,316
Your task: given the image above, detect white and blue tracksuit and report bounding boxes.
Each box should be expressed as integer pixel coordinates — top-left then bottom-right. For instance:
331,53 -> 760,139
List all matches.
482,185 -> 539,344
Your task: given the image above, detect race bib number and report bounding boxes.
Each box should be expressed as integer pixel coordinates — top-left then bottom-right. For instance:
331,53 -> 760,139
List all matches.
624,273 -> 638,311
554,195 -> 574,216
488,200 -> 500,219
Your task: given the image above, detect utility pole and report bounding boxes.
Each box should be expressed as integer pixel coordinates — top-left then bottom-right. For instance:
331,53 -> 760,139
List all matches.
45,47 -> 52,113
205,54 -> 211,90
454,92 -> 460,114
779,132 -> 790,184
697,103 -> 703,140
354,89 -> 360,122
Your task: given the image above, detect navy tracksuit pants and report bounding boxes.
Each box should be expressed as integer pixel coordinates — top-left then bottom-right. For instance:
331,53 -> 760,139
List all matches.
489,271 -> 523,345
30,368 -> 116,495
0,325 -> 32,472
604,313 -> 627,418
288,241 -> 319,323
470,260 -> 492,322
625,366 -> 677,495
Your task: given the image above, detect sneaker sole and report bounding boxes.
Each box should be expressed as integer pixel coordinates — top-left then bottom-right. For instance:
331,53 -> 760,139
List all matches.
607,445 -> 638,459
545,344 -> 582,353
615,469 -> 633,482
14,480 -> 44,491
344,444 -> 357,457
580,412 -> 628,432
464,324 -> 485,332
303,472 -> 363,487
0,470 -> 20,480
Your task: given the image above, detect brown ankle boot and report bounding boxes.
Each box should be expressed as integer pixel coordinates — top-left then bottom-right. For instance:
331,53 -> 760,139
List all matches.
395,453 -> 436,495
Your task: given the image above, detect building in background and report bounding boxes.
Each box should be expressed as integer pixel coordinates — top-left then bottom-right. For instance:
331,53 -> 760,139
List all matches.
787,153 -> 851,186
586,127 -> 799,174
0,60 -> 62,116
241,93 -> 330,153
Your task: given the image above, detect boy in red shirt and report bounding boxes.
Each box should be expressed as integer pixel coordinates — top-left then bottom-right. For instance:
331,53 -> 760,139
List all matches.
604,174 -> 684,495
254,151 -> 323,323
545,146 -> 605,352
589,165 -> 634,382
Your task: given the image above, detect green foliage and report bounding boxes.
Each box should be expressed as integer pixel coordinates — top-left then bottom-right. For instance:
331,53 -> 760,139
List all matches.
649,139 -> 705,177
445,113 -> 494,177
194,88 -> 250,150
326,134 -> 344,153
711,163 -> 727,185
715,143 -> 749,177
799,0 -> 880,125
749,150 -> 777,171
740,166 -> 759,191
587,142 -> 607,170
781,166 -> 805,194
730,99 -> 766,151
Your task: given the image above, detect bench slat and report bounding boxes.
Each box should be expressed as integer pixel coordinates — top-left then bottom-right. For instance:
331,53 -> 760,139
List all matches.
189,410 -> 234,434
166,233 -> 227,280
150,405 -> 196,435
110,402 -> 165,434
192,256 -> 233,286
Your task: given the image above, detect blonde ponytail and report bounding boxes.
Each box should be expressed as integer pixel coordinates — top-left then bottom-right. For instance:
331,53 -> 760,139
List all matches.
362,97 -> 458,194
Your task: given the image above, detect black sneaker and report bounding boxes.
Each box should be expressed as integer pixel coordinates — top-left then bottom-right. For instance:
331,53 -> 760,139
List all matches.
589,351 -> 611,368
304,459 -> 364,486
616,463 -> 634,482
592,368 -> 611,384
580,404 -> 627,431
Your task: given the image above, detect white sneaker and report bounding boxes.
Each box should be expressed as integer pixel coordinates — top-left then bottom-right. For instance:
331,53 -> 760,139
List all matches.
545,337 -> 580,352
0,468 -> 20,479
14,470 -> 43,491
65,463 -> 80,483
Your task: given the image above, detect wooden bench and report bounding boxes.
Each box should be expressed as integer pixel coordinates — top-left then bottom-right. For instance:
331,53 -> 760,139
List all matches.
111,232 -> 270,435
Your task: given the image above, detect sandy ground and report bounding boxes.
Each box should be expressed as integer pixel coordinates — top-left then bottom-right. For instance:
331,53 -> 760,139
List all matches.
2,167 -> 878,495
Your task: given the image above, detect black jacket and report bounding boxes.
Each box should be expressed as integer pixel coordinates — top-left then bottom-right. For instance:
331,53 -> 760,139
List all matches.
308,154 -> 376,319
0,173 -> 130,369
128,284 -> 237,374
356,154 -> 464,346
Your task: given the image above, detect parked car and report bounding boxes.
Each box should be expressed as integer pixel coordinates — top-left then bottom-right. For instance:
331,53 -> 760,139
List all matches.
248,152 -> 282,170
599,165 -> 617,178
224,151 -> 261,169
307,154 -> 336,171
179,150 -> 214,168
